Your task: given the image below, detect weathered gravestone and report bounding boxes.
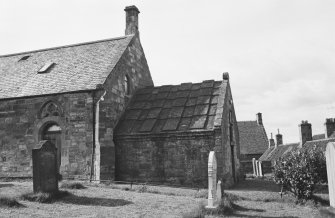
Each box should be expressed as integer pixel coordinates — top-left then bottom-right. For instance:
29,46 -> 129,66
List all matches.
326,142 -> 335,208
252,158 -> 257,176
206,151 -> 218,208
216,180 -> 222,202
258,161 -> 263,177
255,160 -> 260,177
32,140 -> 58,193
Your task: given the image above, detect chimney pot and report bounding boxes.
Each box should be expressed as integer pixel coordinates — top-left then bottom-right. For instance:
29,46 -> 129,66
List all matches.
222,72 -> 229,80
275,130 -> 283,147
256,112 -> 263,125
299,120 -> 312,146
325,118 -> 335,138
125,5 -> 140,35
269,132 -> 275,148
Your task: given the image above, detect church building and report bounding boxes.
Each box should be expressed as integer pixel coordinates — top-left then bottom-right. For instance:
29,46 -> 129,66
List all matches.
0,6 -> 240,187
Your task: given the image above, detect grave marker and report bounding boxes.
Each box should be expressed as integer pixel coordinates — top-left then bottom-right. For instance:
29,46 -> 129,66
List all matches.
252,158 -> 257,176
32,140 -> 58,193
258,161 -> 263,177
206,151 -> 217,208
326,142 -> 335,207
255,160 -> 259,177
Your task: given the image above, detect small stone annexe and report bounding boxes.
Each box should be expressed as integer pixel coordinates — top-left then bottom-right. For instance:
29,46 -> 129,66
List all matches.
0,5 -> 241,188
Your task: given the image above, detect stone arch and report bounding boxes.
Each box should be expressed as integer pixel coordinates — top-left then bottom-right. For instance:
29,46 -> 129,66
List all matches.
38,100 -> 64,119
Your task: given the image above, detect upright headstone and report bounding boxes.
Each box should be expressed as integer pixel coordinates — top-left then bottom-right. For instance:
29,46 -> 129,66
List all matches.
258,161 -> 263,177
326,142 -> 335,207
255,160 -> 259,177
252,158 -> 257,176
33,140 -> 58,193
216,180 -> 222,202
206,151 -> 217,208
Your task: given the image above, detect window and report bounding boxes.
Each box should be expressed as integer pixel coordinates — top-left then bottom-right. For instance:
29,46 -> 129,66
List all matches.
19,55 -> 30,61
38,62 -> 55,74
124,75 -> 130,95
40,101 -> 62,118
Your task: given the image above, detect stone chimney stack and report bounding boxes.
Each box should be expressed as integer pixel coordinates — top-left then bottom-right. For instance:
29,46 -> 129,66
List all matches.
299,120 -> 312,146
269,133 -> 275,148
125,5 -> 140,35
325,118 -> 335,138
256,112 -> 263,125
275,129 -> 283,147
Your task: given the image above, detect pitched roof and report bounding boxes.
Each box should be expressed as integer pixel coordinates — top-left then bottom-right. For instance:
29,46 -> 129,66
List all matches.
0,36 -> 134,99
259,143 -> 300,162
115,80 -> 228,135
302,138 -> 335,152
237,121 -> 269,155
312,134 -> 325,140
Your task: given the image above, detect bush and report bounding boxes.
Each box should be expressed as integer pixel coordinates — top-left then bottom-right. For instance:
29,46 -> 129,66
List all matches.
21,190 -> 70,203
0,196 -> 23,208
60,182 -> 86,189
273,145 -> 327,200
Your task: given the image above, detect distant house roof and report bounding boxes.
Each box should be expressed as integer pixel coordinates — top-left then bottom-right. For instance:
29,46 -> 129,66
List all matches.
0,36 -> 134,99
237,121 -> 268,155
115,80 -> 228,135
302,138 -> 335,152
259,143 -> 300,162
312,134 -> 325,140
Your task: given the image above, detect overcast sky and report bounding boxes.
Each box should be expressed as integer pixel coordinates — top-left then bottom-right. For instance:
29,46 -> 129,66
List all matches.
1,0 -> 335,143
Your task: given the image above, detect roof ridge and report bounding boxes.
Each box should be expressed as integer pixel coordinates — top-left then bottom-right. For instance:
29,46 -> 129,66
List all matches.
305,138 -> 335,143
139,80 -> 223,90
0,35 -> 133,58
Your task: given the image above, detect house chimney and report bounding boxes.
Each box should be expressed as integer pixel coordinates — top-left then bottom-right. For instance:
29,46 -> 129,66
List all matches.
269,133 -> 275,148
125,5 -> 140,35
256,112 -> 263,125
299,120 -> 312,146
325,118 -> 335,138
275,129 -> 283,147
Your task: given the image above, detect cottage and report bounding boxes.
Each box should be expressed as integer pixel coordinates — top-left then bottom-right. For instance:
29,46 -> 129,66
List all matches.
0,6 -> 240,187
237,113 -> 268,174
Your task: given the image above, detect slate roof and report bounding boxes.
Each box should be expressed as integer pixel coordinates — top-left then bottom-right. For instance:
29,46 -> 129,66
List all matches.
237,121 -> 269,155
0,36 -> 134,99
312,134 -> 325,140
302,138 -> 335,152
259,143 -> 300,162
115,80 -> 228,135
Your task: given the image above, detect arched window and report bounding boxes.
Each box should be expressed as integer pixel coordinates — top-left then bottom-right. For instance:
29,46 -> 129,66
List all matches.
124,75 -> 130,95
40,101 -> 62,118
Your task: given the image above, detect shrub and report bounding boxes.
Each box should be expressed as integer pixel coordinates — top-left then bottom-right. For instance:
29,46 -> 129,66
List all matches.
273,145 -> 327,200
21,190 -> 70,203
0,196 -> 23,208
137,184 -> 148,193
60,182 -> 86,189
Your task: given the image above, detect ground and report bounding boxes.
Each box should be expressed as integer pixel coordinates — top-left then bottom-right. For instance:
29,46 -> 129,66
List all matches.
0,178 -> 329,218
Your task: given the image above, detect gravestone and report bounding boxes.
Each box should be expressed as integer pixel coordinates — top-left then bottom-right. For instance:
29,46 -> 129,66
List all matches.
216,180 -> 222,202
206,151 -> 218,208
326,142 -> 335,208
255,160 -> 260,177
258,161 -> 263,177
32,140 -> 58,193
252,158 -> 257,176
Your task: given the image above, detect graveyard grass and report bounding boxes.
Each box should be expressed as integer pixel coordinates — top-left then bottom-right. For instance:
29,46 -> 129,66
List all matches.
0,178 -> 329,218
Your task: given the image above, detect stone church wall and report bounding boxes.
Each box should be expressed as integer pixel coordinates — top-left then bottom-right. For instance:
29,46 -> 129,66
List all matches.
93,35 -> 153,180
115,132 -> 215,187
0,92 -> 94,178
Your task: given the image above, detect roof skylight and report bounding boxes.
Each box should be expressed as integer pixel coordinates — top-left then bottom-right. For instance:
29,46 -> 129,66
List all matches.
18,55 -> 30,61
38,62 -> 55,74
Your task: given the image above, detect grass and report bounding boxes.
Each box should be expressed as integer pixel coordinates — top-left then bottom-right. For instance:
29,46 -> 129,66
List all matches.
0,196 -> 24,208
182,193 -> 237,218
21,190 -> 70,203
60,182 -> 86,189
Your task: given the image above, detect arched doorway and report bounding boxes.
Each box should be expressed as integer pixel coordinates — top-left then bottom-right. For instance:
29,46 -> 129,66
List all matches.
41,123 -> 62,171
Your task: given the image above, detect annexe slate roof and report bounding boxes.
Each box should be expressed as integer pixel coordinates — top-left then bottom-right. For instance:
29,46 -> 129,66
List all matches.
259,143 -> 300,162
302,138 -> 335,152
237,121 -> 269,155
0,36 -> 134,99
115,80 -> 228,135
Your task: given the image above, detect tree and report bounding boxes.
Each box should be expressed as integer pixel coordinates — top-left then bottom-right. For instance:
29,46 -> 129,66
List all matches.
273,145 -> 327,200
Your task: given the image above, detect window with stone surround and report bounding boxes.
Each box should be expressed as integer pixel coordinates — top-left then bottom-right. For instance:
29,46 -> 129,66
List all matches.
39,101 -> 62,118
